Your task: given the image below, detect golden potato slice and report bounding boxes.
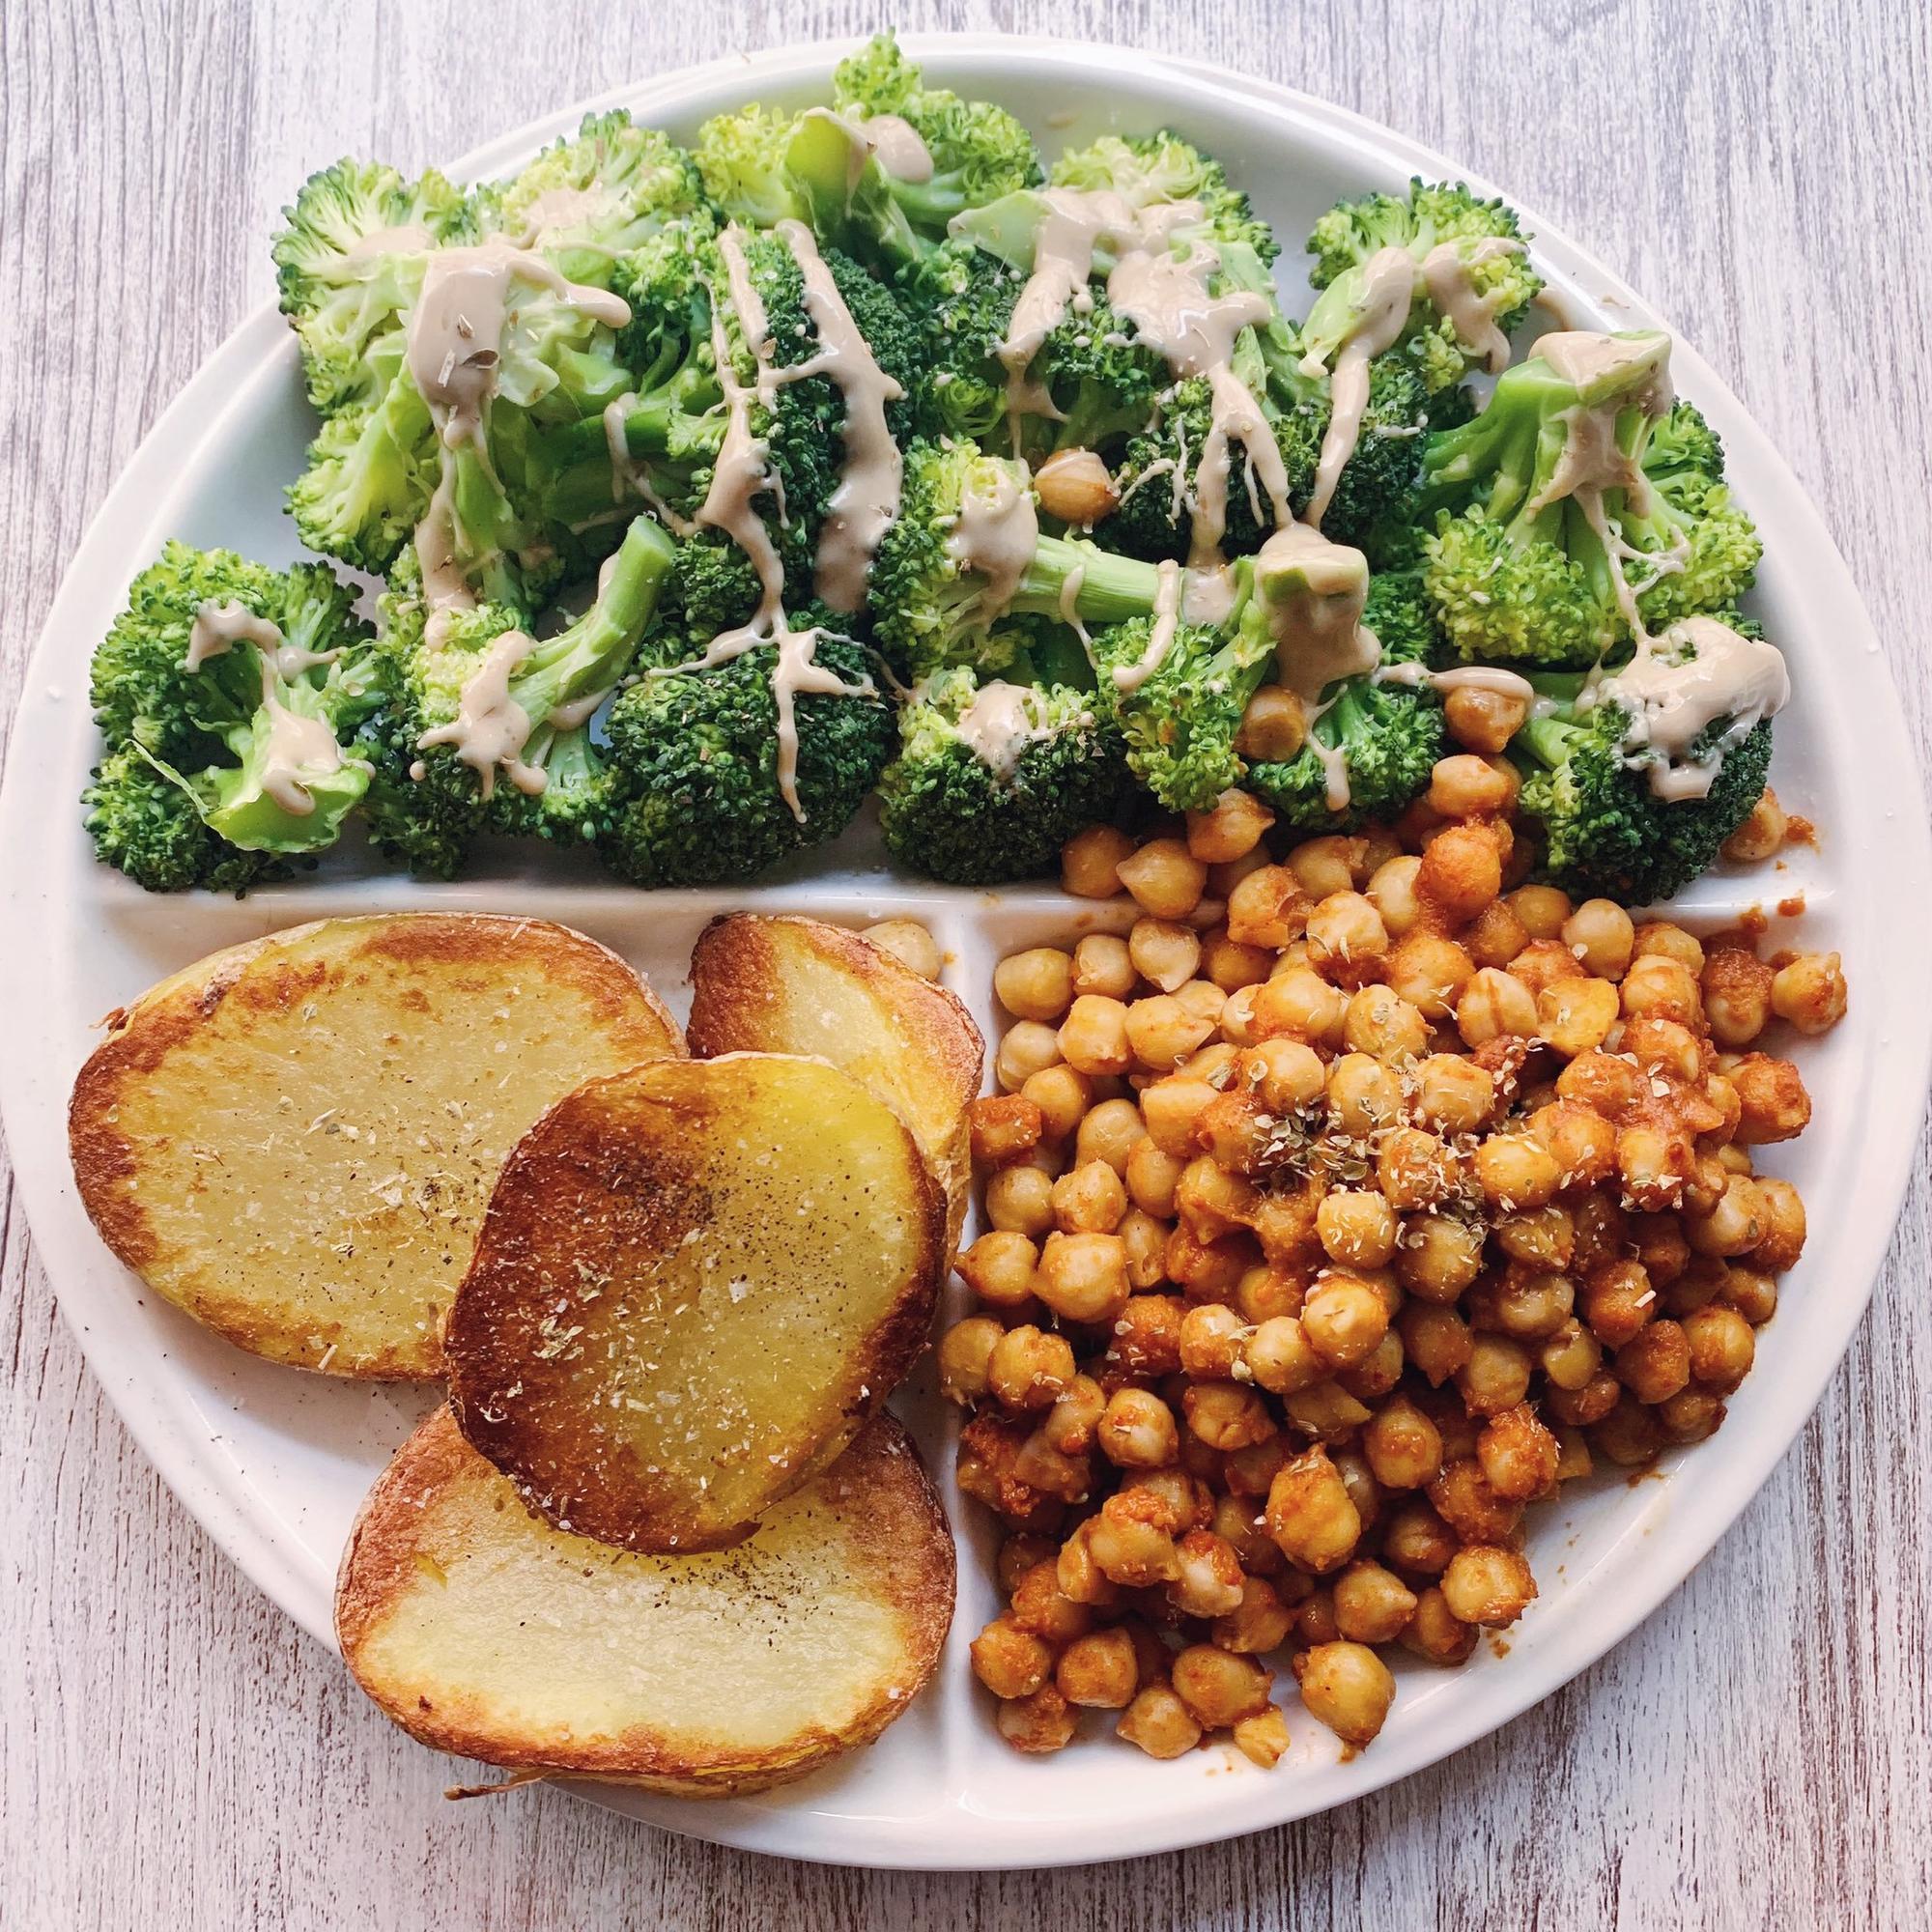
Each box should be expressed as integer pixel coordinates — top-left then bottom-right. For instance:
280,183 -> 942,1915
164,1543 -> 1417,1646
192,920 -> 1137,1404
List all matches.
686,914 -> 982,1251
444,1053 -> 946,1552
337,1406 -> 952,1795
68,915 -> 681,1378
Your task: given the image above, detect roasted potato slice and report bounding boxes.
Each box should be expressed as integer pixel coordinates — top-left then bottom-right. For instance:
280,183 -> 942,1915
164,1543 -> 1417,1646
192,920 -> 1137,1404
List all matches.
687,914 -> 982,1250
444,1053 -> 946,1552
337,1406 -> 952,1795
68,915 -> 681,1378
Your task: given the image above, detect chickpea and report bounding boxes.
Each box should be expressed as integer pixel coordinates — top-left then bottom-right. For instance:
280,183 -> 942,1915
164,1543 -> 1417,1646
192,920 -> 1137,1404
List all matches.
1040,1376 -> 1106,1461
1057,994 -> 1133,1077
956,1230 -> 1041,1312
1288,836 -> 1363,899
1112,1208 -> 1165,1291
1385,932 -> 1475,1018
1166,1224 -> 1259,1299
1411,1054 -> 1496,1134
996,1532 -> 1058,1597
1591,1392 -> 1665,1467
1009,1560 -> 1094,1645
1731,1053 -> 1811,1144
1206,1576 -> 1293,1657
1230,1038 -> 1319,1119
1528,1099 -> 1619,1190
1343,983 -> 1430,1060
1659,1385 -> 1726,1444
1382,1501 -> 1458,1576
1752,1178 -> 1806,1272
1621,954 -> 1703,1026
1484,1264 -> 1576,1338
994,947 -> 1075,1023
1684,1174 -> 1769,1257
1233,1264 -> 1302,1326
1556,1049 -> 1643,1120
1457,967 -> 1539,1047
1232,1315 -> 1317,1397
1186,787 -> 1276,864
1326,1053 -> 1401,1136
1095,1386 -> 1179,1469
1306,892 -> 1389,979
1476,1402 -> 1560,1501
1052,1520 -> 1120,1608
1562,898 -> 1635,979
1700,946 -> 1773,1049
1472,1135 -> 1560,1214
1051,1628 -> 1140,1710
1511,938 -> 1589,998
1455,1334 -> 1533,1417
1226,864 -> 1306,951
1021,1064 -> 1094,1143
1771,952 -> 1848,1034
1401,1586 -> 1480,1665
972,1615 -> 1054,1698
1615,1318 -> 1691,1405
1183,1379 -> 1277,1456
1122,917 -> 1199,995
1616,1122 -> 1690,1210
1231,1708 -> 1292,1770
1237,684 -> 1309,762
1171,1643 -> 1274,1728
1089,1493 -> 1181,1588
1117,838 -> 1208,921
969,1094 -> 1044,1170
1507,884 -> 1573,941
1122,993 -> 1212,1072
1366,854 -> 1424,940
1634,922 -> 1706,974
1463,900 -> 1531,974
1440,1546 -> 1538,1628
1295,1587 -> 1341,1647
938,1316 -> 1006,1404
1294,1641 -> 1396,1747
1254,966 -> 1349,1047
1135,1076 -> 1216,1155
1264,1446 -> 1362,1574
997,1683 -> 1078,1753
1428,753 -> 1516,820
1179,1301 -> 1248,1379
1722,1267 -> 1779,1325
1062,824 -> 1135,898
1167,1531 -> 1250,1620
1315,1189 -> 1398,1270
984,1165 -> 1056,1240
863,918 -> 941,981
1397,1214 -> 1485,1303
1537,975 -> 1621,1057
1681,1302 -> 1755,1393
986,1325 -> 1075,1411
1069,1096 -> 1143,1175
1398,1303 -> 1473,1389
1122,1138 -> 1185,1220
1429,1459 -> 1523,1545
1301,1275 -> 1392,1369
996,1020 -> 1064,1092
1116,1681 -> 1203,1759
1377,1126 -> 1460,1211
1071,932 -> 1136,1001
1325,1562 -> 1416,1647
1443,685 -> 1530,755
1034,1231 -> 1130,1324
1202,930 -> 1275,996
1720,786 -> 1786,862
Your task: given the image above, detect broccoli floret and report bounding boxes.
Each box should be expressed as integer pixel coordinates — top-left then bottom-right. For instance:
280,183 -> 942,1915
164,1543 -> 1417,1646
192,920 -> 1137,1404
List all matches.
1360,567 -> 1442,665
878,668 -> 1126,884
1245,676 -> 1445,832
1418,332 -> 1757,667
1515,684 -> 1775,903
871,439 -> 1167,675
1302,178 -> 1542,394
270,159 -> 471,416
695,104 -> 815,229
599,629 -> 892,886
83,542 -> 384,889
1049,132 -> 1277,263
477,110 -> 708,282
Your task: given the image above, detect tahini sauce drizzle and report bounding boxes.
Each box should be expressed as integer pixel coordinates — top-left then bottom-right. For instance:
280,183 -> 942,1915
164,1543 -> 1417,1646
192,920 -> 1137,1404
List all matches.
415,629 -> 546,800
252,656 -> 355,817
185,601 -> 339,680
1302,246 -> 1417,530
953,679 -> 1089,781
1111,559 -> 1183,693
804,107 -> 935,187
948,463 -> 1040,621
1419,237 -> 1524,377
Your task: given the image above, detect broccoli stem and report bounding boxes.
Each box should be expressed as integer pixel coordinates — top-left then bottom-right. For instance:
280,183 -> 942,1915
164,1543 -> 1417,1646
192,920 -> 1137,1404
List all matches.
511,516 -> 676,716
1012,535 -> 1165,628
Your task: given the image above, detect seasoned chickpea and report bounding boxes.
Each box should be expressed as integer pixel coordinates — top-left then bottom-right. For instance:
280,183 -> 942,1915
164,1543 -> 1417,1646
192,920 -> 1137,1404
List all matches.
1116,1681 -> 1203,1759
1035,1231 -> 1130,1324
1463,899 -> 1531,972
1058,994 -> 1134,1077
985,1165 -> 1056,1239
1343,983 -> 1430,1060
1138,1076 -> 1221,1155
1317,1189 -> 1399,1269
995,947 -> 1075,1022
997,1683 -> 1077,1753
1306,892 -> 1389,978
1359,1392 -> 1442,1492
938,1316 -> 1006,1404
1117,838 -> 1208,921
1428,753 -> 1516,820
1254,967 -> 1349,1046
1230,1037 -> 1319,1117
1634,922 -> 1705,974
1178,1301 -> 1248,1379
997,1532 -> 1058,1597
1659,1385 -> 1726,1444
1062,824 -> 1135,898
1720,786 -> 1786,862
1593,1391 -> 1665,1466
1234,1264 -> 1302,1326
1236,1315 -> 1319,1397
1326,1053 -> 1400,1136
1701,945 -> 1773,1049
1264,1446 -> 1362,1574
1112,1208 -> 1165,1290
1226,864 -> 1306,950
1009,1560 -> 1094,1644
1684,1174 -> 1768,1257
1681,1302 -> 1756,1392
969,1094 -> 1044,1170
1456,1334 -> 1533,1416
1236,684 -> 1309,762
1440,1546 -> 1538,1628
1123,918 -> 1199,995
1367,854 -> 1424,940
1072,1096 -> 1144,1174
987,1325 -> 1076,1411
1382,1501 -> 1458,1577
1053,1520 -> 1120,1607
1232,1708 -> 1293,1770
1049,1158 -> 1127,1236
1731,1053 -> 1812,1144
1751,1178 -> 1806,1272
1507,884 -> 1573,940
1186,788 -> 1276,865
1400,1303 -> 1475,1387
972,1615 -> 1054,1698
1536,1319 -> 1601,1395
1333,1561 -> 1420,1645
1615,1318 -> 1691,1405
1562,898 -> 1635,979
1055,1628 -> 1140,1709
1294,1641 -> 1395,1747
1556,1048 -> 1643,1121
1398,1213 -> 1485,1302
1473,1135 -> 1560,1212
1124,1138 -> 1186,1219
1428,1459 -> 1523,1545
1511,937 -> 1588,998
1494,1201 -> 1576,1268
957,1230 -> 1041,1311
1528,1099 -> 1618,1190
1090,1492 -> 1182,1587
1202,930 -> 1274,996
1124,993 -> 1214,1070
1401,1586 -> 1479,1665
1411,1054 -> 1496,1134
1183,1381 -> 1276,1452
997,1020 -> 1064,1092
1165,1530 -> 1250,1620
1287,835 -> 1363,899
1477,1403 -> 1560,1500
1771,952 -> 1848,1034
1208,1576 -> 1294,1656
1538,975 -> 1621,1057
1418,822 -> 1504,922
1070,932 -> 1135,1001
1443,685 -> 1529,756
1022,1064 -> 1094,1143
1377,1126 -> 1459,1211
1719,1266 -> 1778,1326
1457,967 -> 1539,1046
1621,954 -> 1703,1026
1096,1387 -> 1179,1468
1172,1643 -> 1273,1727
864,918 -> 941,980
1385,933 -> 1475,1018
1302,1275 -> 1391,1368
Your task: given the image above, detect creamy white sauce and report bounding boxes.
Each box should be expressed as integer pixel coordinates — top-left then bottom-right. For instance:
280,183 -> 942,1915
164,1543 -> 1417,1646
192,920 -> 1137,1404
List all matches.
953,679 -> 1086,781
1420,236 -> 1523,376
948,462 -> 1039,620
1180,563 -> 1238,627
415,629 -> 545,800
187,601 -> 344,683
601,392 -> 697,536
1112,558 -> 1182,693
345,222 -> 435,266
807,107 -> 935,186
510,185 -> 620,246
1377,661 -> 1537,701
1302,245 -> 1418,530
1585,615 -> 1789,800
1254,524 -> 1382,702
545,688 -> 610,731
253,656 -> 352,816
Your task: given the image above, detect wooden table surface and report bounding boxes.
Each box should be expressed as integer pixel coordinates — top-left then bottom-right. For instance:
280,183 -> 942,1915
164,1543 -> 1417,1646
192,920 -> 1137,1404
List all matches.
4,3 -> 1928,1926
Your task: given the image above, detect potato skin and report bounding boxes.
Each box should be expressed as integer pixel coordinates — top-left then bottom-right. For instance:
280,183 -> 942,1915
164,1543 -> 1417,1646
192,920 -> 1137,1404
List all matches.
336,1406 -> 953,1793
67,914 -> 681,1378
444,1053 -> 947,1552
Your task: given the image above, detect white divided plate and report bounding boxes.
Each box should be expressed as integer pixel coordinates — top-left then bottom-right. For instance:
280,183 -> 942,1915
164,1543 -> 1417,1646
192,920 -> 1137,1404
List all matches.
2,33 -> 1927,1873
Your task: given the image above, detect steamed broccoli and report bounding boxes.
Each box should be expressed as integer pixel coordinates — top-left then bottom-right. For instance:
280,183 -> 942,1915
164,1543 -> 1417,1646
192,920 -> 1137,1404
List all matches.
1514,672 -> 1775,903
1301,178 -> 1543,394
359,515 -> 675,876
597,623 -> 893,886
83,542 -> 384,891
1048,132 -> 1277,264
878,667 -> 1127,883
1418,333 -> 1761,667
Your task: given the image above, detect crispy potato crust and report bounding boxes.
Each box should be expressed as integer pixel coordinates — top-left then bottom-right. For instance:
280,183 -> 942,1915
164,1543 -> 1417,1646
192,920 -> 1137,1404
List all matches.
686,914 -> 982,1252
67,914 -> 681,1378
444,1053 -> 946,1551
336,1406 -> 953,1794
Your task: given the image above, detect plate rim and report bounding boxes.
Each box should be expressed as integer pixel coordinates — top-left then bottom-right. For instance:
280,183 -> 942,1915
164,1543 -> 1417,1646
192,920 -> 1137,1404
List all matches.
2,28 -> 1927,1870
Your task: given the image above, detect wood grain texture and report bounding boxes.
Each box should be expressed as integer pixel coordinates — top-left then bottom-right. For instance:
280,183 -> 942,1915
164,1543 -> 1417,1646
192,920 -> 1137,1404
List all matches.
2,1 -> 1928,1926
